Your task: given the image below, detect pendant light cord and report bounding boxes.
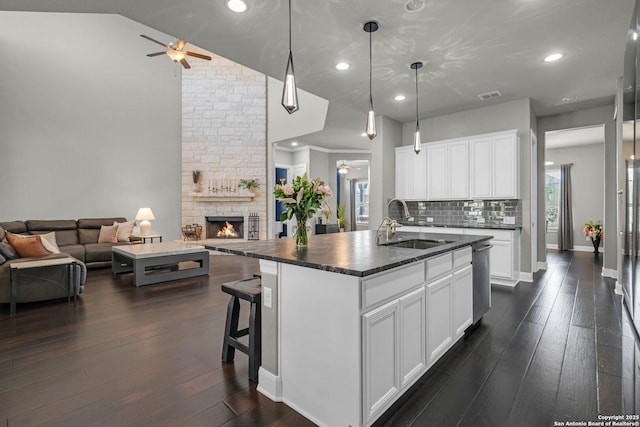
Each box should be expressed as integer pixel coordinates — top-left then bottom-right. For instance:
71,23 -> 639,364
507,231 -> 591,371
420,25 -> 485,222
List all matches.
369,29 -> 373,109
415,66 -> 419,128
288,0 -> 292,52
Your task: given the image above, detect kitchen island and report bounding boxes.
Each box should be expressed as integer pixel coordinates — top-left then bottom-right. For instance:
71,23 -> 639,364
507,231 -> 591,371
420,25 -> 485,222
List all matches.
206,230 -> 492,427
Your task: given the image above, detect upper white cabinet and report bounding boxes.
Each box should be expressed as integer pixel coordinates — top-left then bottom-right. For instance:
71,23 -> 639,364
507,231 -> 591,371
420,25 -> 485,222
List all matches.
396,129 -> 519,201
395,146 -> 427,200
469,130 -> 519,199
425,140 -> 469,200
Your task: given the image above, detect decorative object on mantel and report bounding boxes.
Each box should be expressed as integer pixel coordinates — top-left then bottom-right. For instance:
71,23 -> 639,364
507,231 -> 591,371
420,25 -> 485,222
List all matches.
238,178 -> 260,193
584,220 -> 603,254
192,170 -> 202,193
182,223 -> 203,241
274,173 -> 332,247
337,202 -> 347,232
247,212 -> 259,240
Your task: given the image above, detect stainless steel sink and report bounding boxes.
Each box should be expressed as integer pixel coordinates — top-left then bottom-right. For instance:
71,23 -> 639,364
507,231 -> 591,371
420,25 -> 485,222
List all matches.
383,239 -> 452,249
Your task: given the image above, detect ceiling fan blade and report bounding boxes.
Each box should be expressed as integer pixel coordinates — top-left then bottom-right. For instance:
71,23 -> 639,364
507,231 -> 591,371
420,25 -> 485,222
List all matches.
180,58 -> 191,69
146,51 -> 167,57
186,51 -> 212,61
140,34 -> 169,48
175,39 -> 187,50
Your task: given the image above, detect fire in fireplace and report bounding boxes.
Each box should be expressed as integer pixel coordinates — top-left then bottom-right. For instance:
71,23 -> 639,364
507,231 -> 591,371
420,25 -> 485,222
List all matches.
206,216 -> 244,239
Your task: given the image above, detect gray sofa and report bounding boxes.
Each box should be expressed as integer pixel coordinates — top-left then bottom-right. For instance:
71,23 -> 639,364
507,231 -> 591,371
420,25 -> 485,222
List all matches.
0,217 -> 138,306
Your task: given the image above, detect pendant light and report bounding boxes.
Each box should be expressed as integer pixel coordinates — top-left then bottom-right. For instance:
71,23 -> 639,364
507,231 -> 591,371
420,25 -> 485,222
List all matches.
411,61 -> 423,154
281,0 -> 299,114
363,21 -> 378,140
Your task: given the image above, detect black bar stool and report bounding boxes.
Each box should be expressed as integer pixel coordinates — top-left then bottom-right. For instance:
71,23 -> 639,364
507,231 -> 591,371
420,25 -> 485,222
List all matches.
221,276 -> 262,382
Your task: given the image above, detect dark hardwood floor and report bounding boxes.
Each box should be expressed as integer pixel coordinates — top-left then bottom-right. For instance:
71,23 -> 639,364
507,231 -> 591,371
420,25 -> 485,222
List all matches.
0,250 -> 624,426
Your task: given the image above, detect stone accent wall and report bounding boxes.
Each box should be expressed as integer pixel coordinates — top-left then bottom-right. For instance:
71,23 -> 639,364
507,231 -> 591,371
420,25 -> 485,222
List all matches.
182,51 -> 267,239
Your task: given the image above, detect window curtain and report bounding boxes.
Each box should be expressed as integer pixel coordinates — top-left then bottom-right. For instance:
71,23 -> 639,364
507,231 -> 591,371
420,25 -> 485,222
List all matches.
349,179 -> 356,231
557,164 -> 573,251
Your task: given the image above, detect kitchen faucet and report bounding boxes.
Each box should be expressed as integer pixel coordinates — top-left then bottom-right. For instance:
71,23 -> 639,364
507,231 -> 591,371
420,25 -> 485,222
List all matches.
387,198 -> 414,222
376,217 -> 402,245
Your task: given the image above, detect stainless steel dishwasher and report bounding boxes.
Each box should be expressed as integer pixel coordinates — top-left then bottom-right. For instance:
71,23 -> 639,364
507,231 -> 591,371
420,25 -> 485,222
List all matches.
471,242 -> 492,325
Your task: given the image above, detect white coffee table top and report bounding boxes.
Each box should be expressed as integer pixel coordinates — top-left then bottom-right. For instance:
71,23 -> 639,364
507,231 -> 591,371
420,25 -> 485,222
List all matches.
112,242 -> 206,259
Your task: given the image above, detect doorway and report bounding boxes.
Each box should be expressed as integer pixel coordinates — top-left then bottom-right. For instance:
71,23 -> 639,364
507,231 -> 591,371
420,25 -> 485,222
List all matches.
544,125 -> 605,252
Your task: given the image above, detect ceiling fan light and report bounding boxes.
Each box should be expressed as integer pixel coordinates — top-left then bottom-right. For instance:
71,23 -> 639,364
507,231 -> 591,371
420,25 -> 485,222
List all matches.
167,50 -> 186,61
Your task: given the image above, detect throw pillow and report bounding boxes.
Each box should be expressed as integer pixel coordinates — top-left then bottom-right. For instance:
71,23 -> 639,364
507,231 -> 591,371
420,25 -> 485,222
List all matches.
39,232 -> 61,254
0,241 -> 19,260
98,223 -> 119,243
5,232 -> 51,258
116,220 -> 136,242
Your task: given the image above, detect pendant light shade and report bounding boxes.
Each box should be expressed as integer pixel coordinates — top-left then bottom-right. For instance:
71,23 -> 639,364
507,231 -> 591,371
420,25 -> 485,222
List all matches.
364,21 -> 378,140
411,61 -> 423,154
281,0 -> 299,114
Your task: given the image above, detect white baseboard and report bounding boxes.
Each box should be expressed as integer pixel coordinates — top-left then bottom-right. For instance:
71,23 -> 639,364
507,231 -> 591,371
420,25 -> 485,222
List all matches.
615,280 -> 623,295
519,272 -> 533,282
602,268 -> 618,279
545,243 -> 602,253
257,367 -> 283,401
492,278 -> 519,287
537,261 -> 548,270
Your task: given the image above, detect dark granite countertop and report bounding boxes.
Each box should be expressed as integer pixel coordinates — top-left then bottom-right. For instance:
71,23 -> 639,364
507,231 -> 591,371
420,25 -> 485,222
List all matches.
399,222 -> 522,231
205,230 -> 492,277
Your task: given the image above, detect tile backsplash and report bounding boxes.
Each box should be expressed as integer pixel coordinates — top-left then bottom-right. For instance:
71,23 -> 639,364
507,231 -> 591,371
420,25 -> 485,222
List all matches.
389,199 -> 522,227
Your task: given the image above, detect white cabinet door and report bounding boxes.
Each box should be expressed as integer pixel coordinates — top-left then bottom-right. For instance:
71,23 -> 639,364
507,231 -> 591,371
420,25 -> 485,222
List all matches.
395,146 -> 427,200
493,133 -> 518,198
448,140 -> 469,199
399,287 -> 427,388
426,143 -> 448,200
491,240 -> 513,279
469,137 -> 492,199
363,300 -> 400,423
452,264 -> 473,339
395,147 -> 412,200
426,274 -> 453,365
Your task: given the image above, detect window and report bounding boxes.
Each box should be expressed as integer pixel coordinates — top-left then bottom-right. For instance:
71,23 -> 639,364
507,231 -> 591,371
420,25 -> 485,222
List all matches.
355,180 -> 369,224
545,169 -> 560,231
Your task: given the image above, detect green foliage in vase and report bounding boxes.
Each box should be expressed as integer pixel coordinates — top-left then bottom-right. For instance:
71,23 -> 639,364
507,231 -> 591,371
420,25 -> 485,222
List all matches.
337,202 -> 346,229
238,178 -> 260,191
273,173 -> 332,222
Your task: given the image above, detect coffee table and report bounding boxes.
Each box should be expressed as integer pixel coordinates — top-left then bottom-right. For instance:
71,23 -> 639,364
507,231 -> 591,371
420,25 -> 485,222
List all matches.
112,242 -> 209,287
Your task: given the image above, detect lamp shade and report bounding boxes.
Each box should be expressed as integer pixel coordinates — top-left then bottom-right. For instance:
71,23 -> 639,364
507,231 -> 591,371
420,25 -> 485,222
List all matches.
135,208 -> 155,221
135,208 -> 155,236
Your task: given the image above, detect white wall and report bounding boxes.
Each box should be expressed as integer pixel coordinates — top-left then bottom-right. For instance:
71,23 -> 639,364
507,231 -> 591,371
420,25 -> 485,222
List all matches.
0,12 -> 182,239
545,143 -> 605,247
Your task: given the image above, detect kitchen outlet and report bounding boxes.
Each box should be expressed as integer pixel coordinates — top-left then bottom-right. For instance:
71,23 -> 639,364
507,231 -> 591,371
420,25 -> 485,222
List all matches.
264,287 -> 273,308
503,216 -> 516,225
426,217 -> 434,223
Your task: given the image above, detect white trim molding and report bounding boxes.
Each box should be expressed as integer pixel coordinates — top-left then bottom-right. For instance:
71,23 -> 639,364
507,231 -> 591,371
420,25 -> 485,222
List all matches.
537,261 -> 548,270
546,243 -> 602,253
519,272 -> 533,283
602,268 -> 618,279
257,368 -> 283,401
615,281 -> 623,295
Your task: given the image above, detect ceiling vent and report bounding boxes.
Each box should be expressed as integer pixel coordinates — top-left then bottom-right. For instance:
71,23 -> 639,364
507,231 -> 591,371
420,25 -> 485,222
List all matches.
477,90 -> 502,101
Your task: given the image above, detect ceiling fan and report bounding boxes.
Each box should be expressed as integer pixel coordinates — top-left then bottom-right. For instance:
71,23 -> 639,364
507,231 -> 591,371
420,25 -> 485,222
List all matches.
338,161 -> 352,175
140,34 -> 212,69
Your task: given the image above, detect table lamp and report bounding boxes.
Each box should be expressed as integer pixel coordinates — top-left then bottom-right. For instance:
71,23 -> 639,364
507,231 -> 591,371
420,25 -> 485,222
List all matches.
135,207 -> 155,236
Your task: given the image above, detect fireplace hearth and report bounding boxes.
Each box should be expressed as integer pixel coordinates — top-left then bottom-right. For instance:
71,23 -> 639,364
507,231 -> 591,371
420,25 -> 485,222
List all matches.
206,216 -> 244,239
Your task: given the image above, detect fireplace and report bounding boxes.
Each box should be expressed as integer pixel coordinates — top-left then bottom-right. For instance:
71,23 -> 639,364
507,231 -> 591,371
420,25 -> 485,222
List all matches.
206,216 -> 244,239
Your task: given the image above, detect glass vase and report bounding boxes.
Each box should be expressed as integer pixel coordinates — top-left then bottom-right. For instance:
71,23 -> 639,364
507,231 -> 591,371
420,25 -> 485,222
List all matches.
294,213 -> 309,247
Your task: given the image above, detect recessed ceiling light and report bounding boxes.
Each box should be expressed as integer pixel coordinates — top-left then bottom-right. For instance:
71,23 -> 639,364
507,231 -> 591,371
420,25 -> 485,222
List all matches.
394,95 -> 406,101
545,161 -> 554,166
336,62 -> 350,71
405,0 -> 425,12
291,141 -> 298,146
562,96 -> 577,102
634,31 -> 638,41
544,53 -> 563,62
227,0 -> 247,13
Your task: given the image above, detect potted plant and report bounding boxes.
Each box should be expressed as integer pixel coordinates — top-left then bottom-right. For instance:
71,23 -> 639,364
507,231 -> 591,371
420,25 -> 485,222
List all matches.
238,178 -> 260,193
337,202 -> 347,232
584,220 -> 603,253
192,170 -> 202,193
